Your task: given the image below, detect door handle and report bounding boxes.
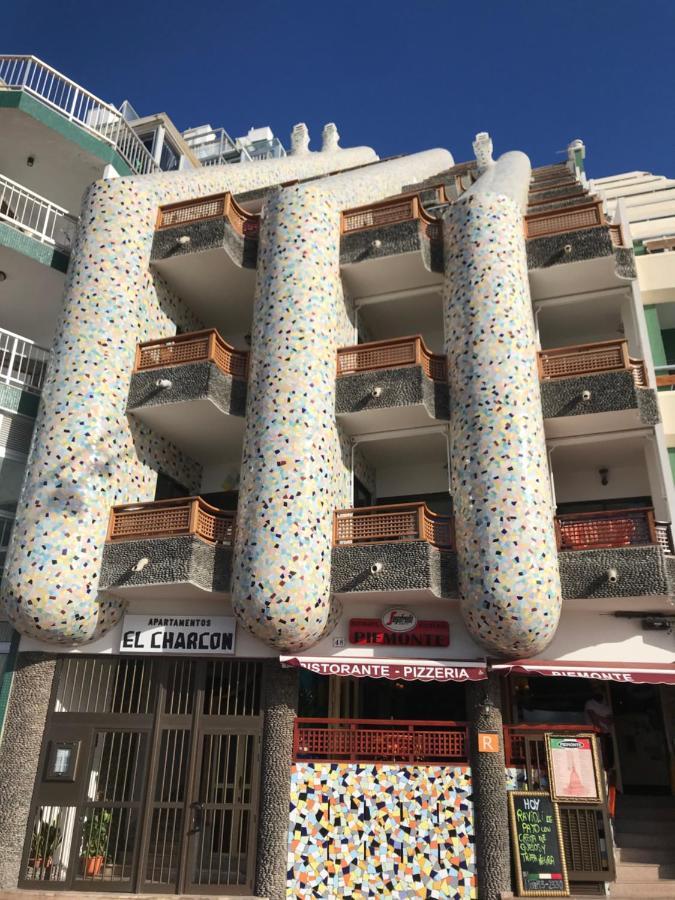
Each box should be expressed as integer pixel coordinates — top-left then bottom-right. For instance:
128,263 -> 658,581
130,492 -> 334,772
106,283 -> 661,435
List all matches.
190,801 -> 204,832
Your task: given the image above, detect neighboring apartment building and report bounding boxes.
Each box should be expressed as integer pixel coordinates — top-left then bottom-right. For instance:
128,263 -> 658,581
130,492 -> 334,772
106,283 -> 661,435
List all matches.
0,60 -> 674,900
591,164 -> 675,480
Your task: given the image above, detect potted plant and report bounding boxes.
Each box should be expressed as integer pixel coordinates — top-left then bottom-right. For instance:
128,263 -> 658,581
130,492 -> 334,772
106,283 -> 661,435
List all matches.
30,818 -> 62,879
80,809 -> 111,877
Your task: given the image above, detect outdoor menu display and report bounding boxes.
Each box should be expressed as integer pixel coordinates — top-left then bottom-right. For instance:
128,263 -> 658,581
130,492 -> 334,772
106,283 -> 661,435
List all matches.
508,791 -> 569,897
546,733 -> 602,803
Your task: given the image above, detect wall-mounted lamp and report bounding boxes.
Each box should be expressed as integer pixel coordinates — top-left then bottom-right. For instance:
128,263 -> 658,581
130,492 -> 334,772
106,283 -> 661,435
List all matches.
371,386 -> 383,398
370,562 -> 383,575
133,557 -> 150,572
607,567 -> 619,584
155,379 -> 172,389
26,155 -> 35,167
563,243 -> 572,255
178,235 -> 191,245
371,239 -> 382,249
599,467 -> 609,486
581,389 -> 592,402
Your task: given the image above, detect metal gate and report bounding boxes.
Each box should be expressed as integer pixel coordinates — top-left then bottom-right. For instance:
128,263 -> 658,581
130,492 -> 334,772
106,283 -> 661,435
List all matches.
20,656 -> 262,894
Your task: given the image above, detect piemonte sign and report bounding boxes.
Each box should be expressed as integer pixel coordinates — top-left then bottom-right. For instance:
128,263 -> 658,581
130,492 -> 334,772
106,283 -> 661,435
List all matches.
349,608 -> 450,647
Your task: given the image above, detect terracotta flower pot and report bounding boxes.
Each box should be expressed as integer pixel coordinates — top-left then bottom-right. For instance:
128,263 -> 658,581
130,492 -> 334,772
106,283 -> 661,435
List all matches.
83,855 -> 104,876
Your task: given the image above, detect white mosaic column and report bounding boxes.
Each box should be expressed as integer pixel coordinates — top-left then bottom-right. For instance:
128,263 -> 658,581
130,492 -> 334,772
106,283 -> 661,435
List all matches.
444,151 -> 561,658
232,149 -> 454,650
1,144 -> 379,644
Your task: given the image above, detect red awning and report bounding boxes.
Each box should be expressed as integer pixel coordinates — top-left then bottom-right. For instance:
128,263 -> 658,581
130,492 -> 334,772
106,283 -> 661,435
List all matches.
491,659 -> 675,685
280,655 -> 487,682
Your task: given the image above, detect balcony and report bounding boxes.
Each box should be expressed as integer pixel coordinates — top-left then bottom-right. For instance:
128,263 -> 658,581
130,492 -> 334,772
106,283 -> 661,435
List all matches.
0,175 -> 77,345
526,200 -> 635,299
340,192 -> 444,297
0,55 -> 158,176
99,497 -> 235,600
294,718 -> 468,764
127,330 -> 247,464
537,340 -> 657,435
331,503 -> 457,599
151,193 -> 260,332
335,335 -> 448,433
0,327 -> 49,396
556,508 -> 675,607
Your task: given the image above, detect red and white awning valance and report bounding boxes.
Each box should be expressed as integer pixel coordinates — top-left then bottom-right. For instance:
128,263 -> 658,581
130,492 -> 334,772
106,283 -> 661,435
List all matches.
280,655 -> 487,682
491,659 -> 675,685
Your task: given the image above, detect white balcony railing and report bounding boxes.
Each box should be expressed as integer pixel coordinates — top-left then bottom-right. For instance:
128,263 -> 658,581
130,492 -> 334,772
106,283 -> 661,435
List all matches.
0,55 -> 159,176
0,173 -> 77,251
0,327 -> 49,394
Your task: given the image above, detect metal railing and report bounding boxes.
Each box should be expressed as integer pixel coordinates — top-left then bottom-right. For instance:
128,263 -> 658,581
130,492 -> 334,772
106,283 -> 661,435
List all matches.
134,329 -> 249,379
294,718 -> 468,764
0,56 -> 158,176
337,335 -> 447,382
107,497 -> 235,546
341,192 -> 442,239
156,191 -> 260,237
0,327 -> 49,393
333,502 -> 454,549
538,339 -> 648,387
554,507 -> 673,552
0,172 -> 77,250
655,364 -> 675,389
525,199 -> 606,238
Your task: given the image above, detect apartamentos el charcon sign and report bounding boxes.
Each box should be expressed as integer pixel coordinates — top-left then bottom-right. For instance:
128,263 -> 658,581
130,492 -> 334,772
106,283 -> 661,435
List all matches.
120,615 -> 236,654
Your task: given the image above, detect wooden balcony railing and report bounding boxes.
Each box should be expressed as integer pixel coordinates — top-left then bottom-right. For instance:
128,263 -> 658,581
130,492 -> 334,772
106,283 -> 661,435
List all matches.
504,724 -> 600,772
156,192 -> 260,238
134,329 -> 249,379
294,718 -> 468,764
333,503 -> 454,549
528,189 -> 589,208
525,199 -> 606,239
107,497 -> 235,546
341,193 -> 441,240
337,335 -> 447,382
554,507 -> 674,552
537,339 -> 648,387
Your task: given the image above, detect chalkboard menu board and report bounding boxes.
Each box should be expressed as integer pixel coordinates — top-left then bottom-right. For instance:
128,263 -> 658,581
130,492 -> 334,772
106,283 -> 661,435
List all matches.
508,791 -> 569,897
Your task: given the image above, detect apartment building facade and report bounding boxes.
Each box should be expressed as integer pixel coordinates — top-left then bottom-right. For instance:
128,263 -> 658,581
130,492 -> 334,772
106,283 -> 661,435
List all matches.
0,58 -> 675,900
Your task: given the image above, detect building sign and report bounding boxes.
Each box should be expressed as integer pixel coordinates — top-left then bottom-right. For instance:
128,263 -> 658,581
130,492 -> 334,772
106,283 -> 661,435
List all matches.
120,615 -> 236,655
478,732 -> 501,753
545,734 -> 602,803
508,791 -> 569,896
280,655 -> 487,682
349,614 -> 449,647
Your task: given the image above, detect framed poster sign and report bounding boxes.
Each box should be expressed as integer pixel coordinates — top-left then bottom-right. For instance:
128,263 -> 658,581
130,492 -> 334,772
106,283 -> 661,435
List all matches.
545,733 -> 602,803
508,791 -> 569,897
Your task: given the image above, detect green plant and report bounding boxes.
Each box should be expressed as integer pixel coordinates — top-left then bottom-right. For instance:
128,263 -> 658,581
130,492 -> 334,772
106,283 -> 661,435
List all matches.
30,818 -> 62,862
80,809 -> 112,859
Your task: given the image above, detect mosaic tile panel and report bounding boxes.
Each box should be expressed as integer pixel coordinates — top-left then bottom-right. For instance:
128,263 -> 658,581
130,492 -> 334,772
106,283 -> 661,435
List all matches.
0,147 -> 378,644
443,192 -> 561,658
288,763 -> 475,899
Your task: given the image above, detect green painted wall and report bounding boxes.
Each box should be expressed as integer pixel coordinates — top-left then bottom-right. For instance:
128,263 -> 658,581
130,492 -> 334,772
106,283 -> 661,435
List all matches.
644,305 -> 668,367
662,328 -> 675,365
668,448 -> 675,485
0,630 -> 19,743
0,90 -> 133,176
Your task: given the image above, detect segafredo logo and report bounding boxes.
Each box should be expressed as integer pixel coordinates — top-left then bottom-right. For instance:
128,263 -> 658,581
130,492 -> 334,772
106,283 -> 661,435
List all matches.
382,608 -> 417,633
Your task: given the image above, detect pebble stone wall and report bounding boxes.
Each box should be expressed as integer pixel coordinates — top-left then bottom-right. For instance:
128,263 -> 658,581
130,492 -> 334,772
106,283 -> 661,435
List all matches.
0,145 -> 379,643
443,162 -> 561,658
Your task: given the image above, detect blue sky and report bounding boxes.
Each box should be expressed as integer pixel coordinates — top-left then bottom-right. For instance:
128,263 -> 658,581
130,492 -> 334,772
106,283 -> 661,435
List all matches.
6,0 -> 675,177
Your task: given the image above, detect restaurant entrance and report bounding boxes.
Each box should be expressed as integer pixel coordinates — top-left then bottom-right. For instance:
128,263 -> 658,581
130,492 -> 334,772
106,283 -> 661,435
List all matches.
20,656 -> 262,894
611,681 -> 672,794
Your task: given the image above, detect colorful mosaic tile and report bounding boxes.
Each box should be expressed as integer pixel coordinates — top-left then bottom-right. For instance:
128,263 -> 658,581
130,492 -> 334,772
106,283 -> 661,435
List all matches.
443,190 -> 561,657
288,763 -> 476,899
